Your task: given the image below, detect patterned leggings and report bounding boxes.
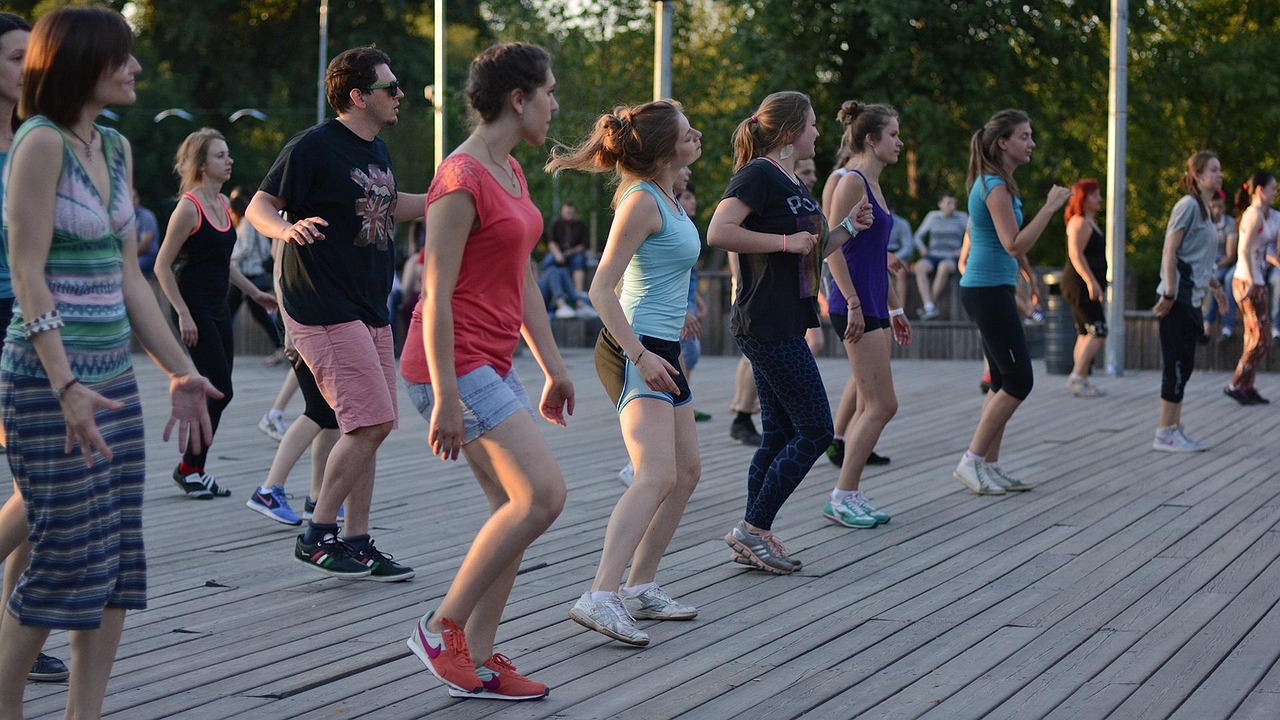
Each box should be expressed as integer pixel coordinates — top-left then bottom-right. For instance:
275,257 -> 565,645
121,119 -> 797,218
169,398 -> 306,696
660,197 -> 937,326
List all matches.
1232,278 -> 1270,391
736,334 -> 834,531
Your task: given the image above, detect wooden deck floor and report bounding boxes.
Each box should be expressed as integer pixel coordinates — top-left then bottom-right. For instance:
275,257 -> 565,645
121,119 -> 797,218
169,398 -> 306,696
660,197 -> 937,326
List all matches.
7,350 -> 1280,720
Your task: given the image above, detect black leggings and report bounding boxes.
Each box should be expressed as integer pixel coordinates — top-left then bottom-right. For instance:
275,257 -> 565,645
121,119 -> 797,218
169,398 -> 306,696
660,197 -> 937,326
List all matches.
1159,301 -> 1201,403
961,285 -> 1034,401
176,299 -> 234,467
293,353 -> 338,430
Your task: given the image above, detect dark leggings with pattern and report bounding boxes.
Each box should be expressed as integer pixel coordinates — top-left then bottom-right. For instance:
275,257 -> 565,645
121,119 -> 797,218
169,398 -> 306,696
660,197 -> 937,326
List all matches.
735,334 -> 834,531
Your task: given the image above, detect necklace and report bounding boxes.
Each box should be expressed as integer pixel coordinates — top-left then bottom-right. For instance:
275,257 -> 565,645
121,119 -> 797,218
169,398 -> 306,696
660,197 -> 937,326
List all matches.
762,155 -> 800,186
654,181 -> 685,216
66,125 -> 95,162
480,137 -> 518,189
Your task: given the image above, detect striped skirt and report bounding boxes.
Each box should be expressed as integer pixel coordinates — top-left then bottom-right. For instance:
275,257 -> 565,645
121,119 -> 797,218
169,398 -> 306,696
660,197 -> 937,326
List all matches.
1,368 -> 147,629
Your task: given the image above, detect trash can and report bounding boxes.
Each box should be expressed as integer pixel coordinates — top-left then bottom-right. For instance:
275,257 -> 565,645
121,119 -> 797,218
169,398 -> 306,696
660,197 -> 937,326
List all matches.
1042,271 -> 1076,375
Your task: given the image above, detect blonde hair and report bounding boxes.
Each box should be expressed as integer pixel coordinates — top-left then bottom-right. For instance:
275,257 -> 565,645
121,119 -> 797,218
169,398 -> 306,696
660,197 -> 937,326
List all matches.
731,91 -> 810,172
546,100 -> 685,207
173,127 -> 226,193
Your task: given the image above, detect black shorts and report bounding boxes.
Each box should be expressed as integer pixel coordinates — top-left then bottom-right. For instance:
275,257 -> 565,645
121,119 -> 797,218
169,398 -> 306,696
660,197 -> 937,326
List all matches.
830,313 -> 891,336
594,327 -> 691,412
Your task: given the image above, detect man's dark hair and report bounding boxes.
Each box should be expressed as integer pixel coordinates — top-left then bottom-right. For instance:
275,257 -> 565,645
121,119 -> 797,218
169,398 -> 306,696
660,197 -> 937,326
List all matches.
325,46 -> 391,114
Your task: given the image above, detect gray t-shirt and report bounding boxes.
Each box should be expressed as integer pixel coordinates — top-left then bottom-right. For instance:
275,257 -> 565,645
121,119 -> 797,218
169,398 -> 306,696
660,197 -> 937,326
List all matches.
1157,195 -> 1217,306
912,210 -> 968,257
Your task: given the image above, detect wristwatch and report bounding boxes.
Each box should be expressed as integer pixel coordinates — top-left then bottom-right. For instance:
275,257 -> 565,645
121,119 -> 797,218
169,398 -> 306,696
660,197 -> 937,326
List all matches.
52,377 -> 80,401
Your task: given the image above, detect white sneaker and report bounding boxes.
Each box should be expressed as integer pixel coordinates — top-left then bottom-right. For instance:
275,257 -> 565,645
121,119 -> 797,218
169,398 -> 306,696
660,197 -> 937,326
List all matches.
986,463 -> 1034,492
618,462 -> 634,487
1153,425 -> 1208,453
257,413 -> 288,443
554,305 -> 577,319
568,592 -> 649,646
953,455 -> 1005,495
621,584 -> 697,620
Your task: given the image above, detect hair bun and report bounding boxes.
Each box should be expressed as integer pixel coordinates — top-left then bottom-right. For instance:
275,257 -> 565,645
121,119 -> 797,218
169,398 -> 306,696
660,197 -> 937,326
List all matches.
837,100 -> 863,126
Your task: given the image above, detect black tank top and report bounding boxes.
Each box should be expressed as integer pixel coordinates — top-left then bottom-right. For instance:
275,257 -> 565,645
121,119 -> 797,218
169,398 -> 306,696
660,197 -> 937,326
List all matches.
1064,225 -> 1107,286
175,192 -> 237,299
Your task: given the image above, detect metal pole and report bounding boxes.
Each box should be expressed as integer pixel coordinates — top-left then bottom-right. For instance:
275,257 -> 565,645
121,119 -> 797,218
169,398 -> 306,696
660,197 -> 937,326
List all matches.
653,1 -> 673,100
1105,0 -> 1128,376
317,0 -> 328,125
434,0 -> 446,170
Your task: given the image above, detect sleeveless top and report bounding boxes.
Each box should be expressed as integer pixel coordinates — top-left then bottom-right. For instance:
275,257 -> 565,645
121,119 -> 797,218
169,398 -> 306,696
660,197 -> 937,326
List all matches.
2,117 -> 136,382
1063,223 -> 1107,288
618,181 -> 701,341
962,174 -> 1023,288
174,191 -> 236,299
828,169 -> 890,319
0,151 -> 10,300
1234,208 -> 1280,286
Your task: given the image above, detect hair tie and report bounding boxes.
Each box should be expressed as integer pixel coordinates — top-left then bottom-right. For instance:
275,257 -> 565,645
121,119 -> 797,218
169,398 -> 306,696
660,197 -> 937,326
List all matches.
748,114 -> 758,125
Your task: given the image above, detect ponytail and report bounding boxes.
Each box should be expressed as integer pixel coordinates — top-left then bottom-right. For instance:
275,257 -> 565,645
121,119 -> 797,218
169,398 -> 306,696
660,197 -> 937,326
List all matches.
731,91 -> 810,172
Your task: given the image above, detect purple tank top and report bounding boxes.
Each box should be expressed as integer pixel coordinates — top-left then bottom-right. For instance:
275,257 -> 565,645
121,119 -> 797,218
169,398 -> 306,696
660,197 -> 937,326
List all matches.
828,169 -> 890,319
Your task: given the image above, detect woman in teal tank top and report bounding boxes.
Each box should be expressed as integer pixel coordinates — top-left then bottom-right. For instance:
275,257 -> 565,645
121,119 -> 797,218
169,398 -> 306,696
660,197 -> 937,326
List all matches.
548,100 -> 705,647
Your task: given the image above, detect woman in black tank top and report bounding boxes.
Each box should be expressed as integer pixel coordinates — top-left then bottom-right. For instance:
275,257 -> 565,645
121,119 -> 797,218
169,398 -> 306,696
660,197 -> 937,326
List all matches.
1061,178 -> 1108,397
154,128 -> 277,499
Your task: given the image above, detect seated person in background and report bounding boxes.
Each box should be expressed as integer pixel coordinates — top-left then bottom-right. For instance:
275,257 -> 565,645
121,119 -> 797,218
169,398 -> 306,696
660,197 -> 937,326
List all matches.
543,200 -> 591,293
537,261 -> 596,319
887,212 -> 913,315
913,192 -> 967,319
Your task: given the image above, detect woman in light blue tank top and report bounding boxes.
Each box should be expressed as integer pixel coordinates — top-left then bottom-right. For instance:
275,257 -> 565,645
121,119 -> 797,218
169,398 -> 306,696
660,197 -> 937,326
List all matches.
953,109 -> 1069,497
547,100 -> 705,646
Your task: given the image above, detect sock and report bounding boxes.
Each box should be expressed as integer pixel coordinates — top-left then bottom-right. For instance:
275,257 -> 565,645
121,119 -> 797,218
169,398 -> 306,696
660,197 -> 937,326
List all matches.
268,408 -> 285,421
925,302 -> 937,312
1069,373 -> 1084,381
344,533 -> 370,553
831,488 -> 856,503
620,581 -> 656,598
832,434 -> 844,442
588,590 -> 614,602
965,450 -> 984,462
303,521 -> 339,545
177,461 -> 202,477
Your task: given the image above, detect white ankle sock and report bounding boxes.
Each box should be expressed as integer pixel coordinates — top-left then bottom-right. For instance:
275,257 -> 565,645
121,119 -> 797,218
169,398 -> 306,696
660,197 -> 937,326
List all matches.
620,582 -> 655,598
831,488 -> 856,503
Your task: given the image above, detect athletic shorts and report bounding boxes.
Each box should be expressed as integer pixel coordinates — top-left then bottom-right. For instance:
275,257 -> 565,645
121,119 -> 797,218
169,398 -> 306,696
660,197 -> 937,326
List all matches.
594,327 -> 691,412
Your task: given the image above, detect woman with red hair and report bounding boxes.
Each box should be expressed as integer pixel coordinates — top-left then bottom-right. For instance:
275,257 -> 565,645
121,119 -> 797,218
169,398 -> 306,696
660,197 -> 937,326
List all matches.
1060,178 -> 1107,397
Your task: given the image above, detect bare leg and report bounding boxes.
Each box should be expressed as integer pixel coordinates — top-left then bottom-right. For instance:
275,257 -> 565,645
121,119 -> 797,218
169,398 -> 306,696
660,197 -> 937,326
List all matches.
832,377 -> 857,443
968,390 -> 1021,458
260,415 -> 322,491
627,404 -> 701,586
835,330 -> 898,492
1158,399 -> 1182,429
311,422 -> 391,536
729,357 -> 758,414
64,608 -> 126,720
271,372 -> 299,414
0,613 -> 47,720
1071,335 -> 1105,377
309,430 -> 339,501
805,326 -> 824,356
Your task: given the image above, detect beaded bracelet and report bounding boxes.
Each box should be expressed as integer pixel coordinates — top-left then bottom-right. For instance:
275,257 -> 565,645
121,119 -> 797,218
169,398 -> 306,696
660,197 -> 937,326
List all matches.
22,309 -> 64,340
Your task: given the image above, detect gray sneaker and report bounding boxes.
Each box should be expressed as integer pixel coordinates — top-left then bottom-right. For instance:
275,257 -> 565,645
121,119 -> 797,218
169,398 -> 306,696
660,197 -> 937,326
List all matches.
621,584 -> 697,620
569,592 -> 649,646
953,455 -> 1005,495
986,464 -> 1034,492
724,521 -> 798,574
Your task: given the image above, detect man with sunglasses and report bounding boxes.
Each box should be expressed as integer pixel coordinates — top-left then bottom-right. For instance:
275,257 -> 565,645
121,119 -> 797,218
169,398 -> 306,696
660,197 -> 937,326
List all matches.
248,46 -> 424,582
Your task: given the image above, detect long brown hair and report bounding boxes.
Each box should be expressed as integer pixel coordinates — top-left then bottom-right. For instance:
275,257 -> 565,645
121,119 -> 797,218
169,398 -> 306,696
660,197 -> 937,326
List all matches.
546,100 -> 685,207
731,91 -> 810,172
1178,150 -> 1219,220
173,127 -> 227,193
966,109 -> 1030,198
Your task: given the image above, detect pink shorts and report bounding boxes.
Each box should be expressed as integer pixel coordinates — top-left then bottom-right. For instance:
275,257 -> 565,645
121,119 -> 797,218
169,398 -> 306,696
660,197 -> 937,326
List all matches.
283,311 -> 398,434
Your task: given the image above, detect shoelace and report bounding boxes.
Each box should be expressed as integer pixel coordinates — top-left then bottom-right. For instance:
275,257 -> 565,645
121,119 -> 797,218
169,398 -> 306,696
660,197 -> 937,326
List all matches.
646,586 -> 676,604
439,617 -> 476,667
361,541 -> 396,563
759,531 -> 790,559
604,594 -> 637,623
487,653 -> 516,674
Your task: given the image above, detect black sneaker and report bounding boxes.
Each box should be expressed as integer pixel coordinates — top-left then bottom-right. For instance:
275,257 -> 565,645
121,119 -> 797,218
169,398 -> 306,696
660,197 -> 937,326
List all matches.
1224,386 -> 1253,405
1247,388 -> 1271,405
729,416 -> 762,446
867,451 -> 891,466
825,439 -> 844,467
172,465 -> 231,500
294,532 -> 370,579
28,653 -> 68,682
353,539 -> 415,582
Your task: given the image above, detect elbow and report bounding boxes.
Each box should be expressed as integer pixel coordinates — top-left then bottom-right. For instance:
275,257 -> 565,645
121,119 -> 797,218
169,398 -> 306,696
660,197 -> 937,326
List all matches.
707,226 -> 727,250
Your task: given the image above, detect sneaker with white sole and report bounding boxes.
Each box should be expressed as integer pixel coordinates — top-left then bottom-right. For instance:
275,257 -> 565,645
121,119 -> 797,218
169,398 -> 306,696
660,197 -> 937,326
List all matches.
724,521 -> 799,573
823,496 -> 878,529
621,585 -> 697,620
851,490 -> 890,523
449,653 -> 548,701
407,611 -> 483,694
258,413 -> 288,442
569,592 -> 649,646
246,486 -> 303,525
1152,425 -> 1208,453
953,455 -> 1005,495
986,464 -> 1034,492
172,465 -> 230,499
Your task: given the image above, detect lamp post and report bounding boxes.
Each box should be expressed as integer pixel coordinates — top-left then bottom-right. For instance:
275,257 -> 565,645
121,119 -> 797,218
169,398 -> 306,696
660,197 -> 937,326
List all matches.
317,0 -> 329,125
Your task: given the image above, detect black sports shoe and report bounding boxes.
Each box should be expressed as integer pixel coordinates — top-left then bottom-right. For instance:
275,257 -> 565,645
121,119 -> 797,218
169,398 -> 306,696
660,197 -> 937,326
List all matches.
28,653 -> 68,682
294,532 -> 370,579
353,539 -> 415,582
172,465 -> 230,500
729,416 -> 762,446
867,451 -> 891,466
825,439 -> 844,467
1224,386 -> 1253,405
1247,388 -> 1271,405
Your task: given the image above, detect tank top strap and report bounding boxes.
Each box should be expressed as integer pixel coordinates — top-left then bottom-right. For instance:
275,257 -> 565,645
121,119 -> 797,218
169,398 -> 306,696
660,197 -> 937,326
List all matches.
848,168 -> 890,214
182,191 -> 233,235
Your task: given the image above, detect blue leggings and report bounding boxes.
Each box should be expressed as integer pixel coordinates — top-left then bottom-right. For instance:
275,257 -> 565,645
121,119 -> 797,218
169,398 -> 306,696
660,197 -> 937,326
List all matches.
735,334 -> 834,531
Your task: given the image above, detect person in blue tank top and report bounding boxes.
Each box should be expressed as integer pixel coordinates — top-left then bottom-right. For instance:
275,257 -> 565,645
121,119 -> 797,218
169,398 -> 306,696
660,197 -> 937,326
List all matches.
822,100 -> 911,531
548,100 -> 704,647
953,109 -> 1069,496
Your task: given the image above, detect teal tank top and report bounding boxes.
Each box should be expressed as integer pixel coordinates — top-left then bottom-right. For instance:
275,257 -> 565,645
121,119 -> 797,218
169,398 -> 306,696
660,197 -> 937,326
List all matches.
618,181 -> 701,341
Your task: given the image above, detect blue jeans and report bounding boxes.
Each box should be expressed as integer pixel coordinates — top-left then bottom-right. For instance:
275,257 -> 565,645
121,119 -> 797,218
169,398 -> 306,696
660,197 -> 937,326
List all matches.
538,265 -> 577,312
1206,265 -> 1236,331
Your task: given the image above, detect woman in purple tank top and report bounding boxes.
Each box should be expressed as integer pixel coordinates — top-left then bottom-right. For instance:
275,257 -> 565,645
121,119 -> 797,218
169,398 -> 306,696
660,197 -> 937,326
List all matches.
820,101 -> 911,530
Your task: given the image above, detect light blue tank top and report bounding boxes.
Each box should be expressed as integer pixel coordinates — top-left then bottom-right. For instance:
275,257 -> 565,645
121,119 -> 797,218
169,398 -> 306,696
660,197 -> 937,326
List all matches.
962,174 -> 1023,288
619,181 -> 701,341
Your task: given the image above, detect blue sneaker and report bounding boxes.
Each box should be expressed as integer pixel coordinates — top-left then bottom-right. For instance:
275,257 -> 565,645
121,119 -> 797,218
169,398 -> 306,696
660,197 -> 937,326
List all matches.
247,486 -> 302,526
303,496 -> 344,523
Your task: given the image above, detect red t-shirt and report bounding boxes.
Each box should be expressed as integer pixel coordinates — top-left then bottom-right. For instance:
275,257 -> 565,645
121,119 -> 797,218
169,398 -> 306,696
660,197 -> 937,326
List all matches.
400,153 -> 544,384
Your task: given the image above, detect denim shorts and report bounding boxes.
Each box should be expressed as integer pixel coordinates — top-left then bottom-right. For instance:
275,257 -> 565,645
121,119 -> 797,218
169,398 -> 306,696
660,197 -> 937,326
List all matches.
404,365 -> 533,444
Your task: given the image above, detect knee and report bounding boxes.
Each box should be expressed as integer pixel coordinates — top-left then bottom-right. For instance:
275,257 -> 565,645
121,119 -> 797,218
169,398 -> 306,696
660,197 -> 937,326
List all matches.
533,482 -> 566,527
351,421 -> 392,444
1004,371 -> 1034,401
675,461 -> 701,498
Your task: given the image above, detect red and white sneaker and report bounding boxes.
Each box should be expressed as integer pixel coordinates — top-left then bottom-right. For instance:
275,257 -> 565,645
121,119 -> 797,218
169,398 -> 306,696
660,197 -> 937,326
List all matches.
406,612 -> 482,694
448,653 -> 548,700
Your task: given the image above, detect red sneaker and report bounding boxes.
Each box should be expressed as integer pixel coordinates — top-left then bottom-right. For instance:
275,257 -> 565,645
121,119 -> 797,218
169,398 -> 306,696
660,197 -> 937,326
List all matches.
406,612 -> 482,694
449,653 -> 548,701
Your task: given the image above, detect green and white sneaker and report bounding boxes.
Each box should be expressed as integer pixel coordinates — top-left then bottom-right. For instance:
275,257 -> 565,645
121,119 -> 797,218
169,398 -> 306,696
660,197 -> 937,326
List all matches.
568,592 -> 649,646
851,490 -> 890,524
986,464 -> 1034,492
621,584 -> 697,620
823,495 -> 878,529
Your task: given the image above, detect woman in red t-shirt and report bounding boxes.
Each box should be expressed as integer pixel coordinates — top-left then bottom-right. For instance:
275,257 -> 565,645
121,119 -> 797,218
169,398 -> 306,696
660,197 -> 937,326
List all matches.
400,43 -> 570,702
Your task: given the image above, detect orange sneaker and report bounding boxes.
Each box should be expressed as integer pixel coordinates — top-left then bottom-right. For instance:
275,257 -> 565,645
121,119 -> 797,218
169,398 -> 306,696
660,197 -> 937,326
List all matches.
406,612 -> 482,694
449,653 -> 548,701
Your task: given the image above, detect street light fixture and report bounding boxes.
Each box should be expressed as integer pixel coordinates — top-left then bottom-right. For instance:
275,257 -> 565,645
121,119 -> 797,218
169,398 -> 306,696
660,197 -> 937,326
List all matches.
153,108 -> 195,123
229,108 -> 268,123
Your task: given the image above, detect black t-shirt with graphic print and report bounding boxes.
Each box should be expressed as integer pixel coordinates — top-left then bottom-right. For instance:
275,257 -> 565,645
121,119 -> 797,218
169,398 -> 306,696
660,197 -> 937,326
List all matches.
260,119 -> 398,327
723,159 -> 827,342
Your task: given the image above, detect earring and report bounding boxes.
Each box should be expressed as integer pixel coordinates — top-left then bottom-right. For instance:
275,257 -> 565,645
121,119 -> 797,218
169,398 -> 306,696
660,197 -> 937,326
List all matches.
779,144 -> 794,160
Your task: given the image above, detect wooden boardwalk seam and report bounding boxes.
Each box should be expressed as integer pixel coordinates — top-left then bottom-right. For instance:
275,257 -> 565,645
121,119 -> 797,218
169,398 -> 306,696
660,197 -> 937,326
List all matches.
7,350 -> 1280,719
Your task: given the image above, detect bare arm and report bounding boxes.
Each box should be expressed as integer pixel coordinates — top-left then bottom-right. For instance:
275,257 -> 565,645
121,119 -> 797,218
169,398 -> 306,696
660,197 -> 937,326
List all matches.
153,196 -> 197,322
708,197 -> 817,255
987,183 -> 1070,257
519,262 -> 575,425
1065,216 -> 1102,301
1153,227 -> 1185,318
420,191 -> 471,461
246,191 -> 328,245
393,192 -> 426,224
